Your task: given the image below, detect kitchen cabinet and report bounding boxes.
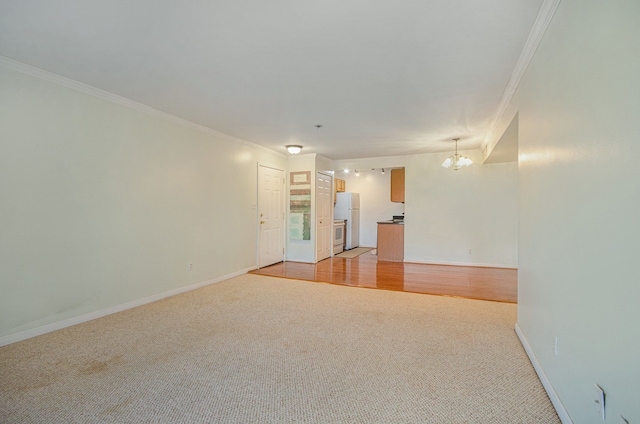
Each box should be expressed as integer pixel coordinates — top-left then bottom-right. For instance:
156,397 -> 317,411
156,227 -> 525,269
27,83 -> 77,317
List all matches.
390,168 -> 405,203
334,178 -> 345,203
377,222 -> 404,262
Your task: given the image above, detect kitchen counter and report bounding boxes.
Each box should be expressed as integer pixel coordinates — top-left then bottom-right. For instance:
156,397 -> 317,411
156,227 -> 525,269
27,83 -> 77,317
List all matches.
377,221 -> 404,262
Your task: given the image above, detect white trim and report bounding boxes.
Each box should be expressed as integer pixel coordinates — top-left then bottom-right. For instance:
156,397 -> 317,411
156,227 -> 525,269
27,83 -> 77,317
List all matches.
515,323 -> 573,424
257,163 -> 286,172
403,258 -> 517,269
0,55 -> 284,158
481,0 -> 561,153
0,267 -> 256,347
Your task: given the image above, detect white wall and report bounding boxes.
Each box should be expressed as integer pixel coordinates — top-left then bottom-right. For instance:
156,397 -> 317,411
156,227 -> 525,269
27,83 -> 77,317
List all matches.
513,1 -> 640,422
315,154 -> 333,174
340,169 -> 404,247
335,154 -> 518,267
0,64 -> 286,339
404,151 -> 518,268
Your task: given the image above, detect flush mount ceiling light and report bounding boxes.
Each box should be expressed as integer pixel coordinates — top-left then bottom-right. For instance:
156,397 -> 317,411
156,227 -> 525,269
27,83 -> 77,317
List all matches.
442,138 -> 473,170
286,145 -> 302,154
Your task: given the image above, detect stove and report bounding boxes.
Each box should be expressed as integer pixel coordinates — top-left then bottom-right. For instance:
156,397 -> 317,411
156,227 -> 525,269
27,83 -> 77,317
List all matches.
333,220 -> 346,254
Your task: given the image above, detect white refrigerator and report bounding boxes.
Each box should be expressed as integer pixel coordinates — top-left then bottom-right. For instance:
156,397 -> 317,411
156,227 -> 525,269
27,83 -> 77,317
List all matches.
334,192 -> 360,250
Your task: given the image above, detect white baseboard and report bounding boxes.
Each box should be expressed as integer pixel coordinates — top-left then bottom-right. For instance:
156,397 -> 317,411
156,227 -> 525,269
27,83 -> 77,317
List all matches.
403,258 -> 517,269
515,323 -> 572,423
0,266 -> 256,347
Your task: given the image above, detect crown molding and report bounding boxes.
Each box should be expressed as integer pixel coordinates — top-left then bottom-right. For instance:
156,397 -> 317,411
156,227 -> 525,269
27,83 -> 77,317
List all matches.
481,0 -> 561,152
0,55 -> 285,158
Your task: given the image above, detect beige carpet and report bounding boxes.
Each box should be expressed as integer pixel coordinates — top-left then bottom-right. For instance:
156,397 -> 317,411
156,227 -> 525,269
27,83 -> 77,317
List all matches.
0,274 -> 559,423
335,247 -> 374,258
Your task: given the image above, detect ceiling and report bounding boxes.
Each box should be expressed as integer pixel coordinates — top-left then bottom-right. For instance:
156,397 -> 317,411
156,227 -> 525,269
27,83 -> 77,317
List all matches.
0,0 -> 543,160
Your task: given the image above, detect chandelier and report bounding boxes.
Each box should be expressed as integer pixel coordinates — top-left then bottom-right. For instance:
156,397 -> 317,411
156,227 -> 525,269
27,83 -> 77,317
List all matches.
441,138 -> 473,170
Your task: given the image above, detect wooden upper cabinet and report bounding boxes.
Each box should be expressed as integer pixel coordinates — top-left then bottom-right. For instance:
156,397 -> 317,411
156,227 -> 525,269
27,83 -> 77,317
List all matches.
334,178 -> 346,203
390,168 -> 405,203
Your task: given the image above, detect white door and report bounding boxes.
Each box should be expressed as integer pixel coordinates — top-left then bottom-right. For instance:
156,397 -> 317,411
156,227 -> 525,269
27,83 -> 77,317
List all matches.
258,165 -> 284,268
316,172 -> 332,262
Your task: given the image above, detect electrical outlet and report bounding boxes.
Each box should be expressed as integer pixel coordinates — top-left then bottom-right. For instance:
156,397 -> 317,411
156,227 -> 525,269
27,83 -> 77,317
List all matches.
188,263 -> 193,271
468,248 -> 472,254
594,384 -> 605,421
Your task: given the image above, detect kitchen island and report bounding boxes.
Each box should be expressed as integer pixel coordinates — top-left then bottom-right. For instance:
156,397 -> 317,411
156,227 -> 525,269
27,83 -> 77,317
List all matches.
377,221 -> 404,262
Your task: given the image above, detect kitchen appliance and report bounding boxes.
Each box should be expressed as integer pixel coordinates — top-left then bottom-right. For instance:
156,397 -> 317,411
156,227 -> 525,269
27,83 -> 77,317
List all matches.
334,192 -> 360,250
333,220 -> 345,254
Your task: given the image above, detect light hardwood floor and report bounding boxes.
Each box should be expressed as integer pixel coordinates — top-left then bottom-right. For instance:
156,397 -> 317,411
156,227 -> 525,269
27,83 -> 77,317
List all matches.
251,252 -> 517,303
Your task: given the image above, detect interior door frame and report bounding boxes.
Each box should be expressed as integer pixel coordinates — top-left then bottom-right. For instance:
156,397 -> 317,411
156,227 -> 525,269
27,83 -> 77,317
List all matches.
256,163 -> 286,268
